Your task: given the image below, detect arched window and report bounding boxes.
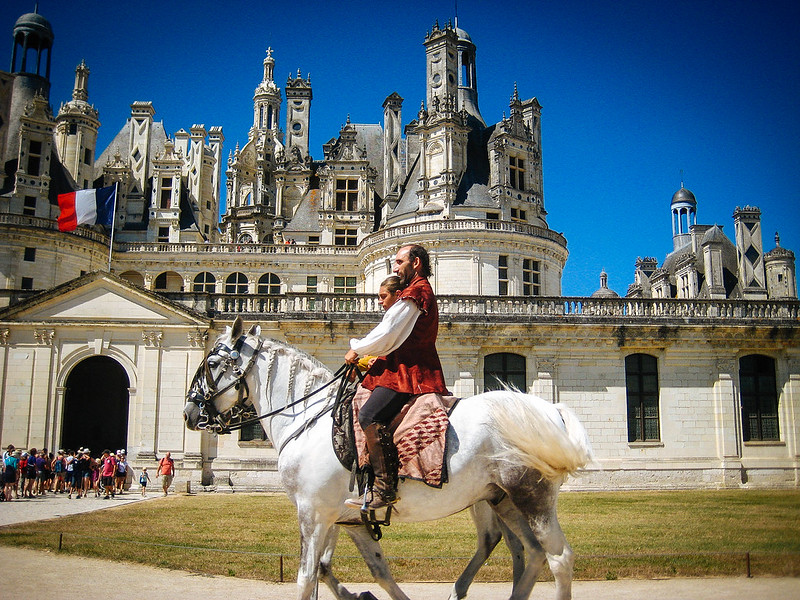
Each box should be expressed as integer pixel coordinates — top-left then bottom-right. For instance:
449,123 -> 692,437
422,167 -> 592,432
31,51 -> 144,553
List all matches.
484,353 -> 526,392
225,272 -> 248,294
739,355 -> 779,441
625,353 -> 660,442
153,271 -> 183,292
119,270 -> 144,288
193,272 -> 216,293
257,273 -> 281,294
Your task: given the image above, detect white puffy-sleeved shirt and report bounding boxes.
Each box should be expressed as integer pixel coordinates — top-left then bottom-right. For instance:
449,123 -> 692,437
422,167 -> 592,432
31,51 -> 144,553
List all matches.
349,298 -> 421,358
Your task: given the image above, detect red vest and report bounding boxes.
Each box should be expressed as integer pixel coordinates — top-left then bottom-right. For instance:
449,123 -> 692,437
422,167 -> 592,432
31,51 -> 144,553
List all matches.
363,275 -> 449,395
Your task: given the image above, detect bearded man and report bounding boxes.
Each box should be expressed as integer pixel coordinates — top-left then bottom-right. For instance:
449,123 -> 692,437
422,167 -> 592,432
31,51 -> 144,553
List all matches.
344,244 -> 449,510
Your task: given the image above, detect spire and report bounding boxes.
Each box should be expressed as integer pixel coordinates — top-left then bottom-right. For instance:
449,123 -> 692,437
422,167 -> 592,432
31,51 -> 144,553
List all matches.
72,60 -> 90,102
263,47 -> 275,83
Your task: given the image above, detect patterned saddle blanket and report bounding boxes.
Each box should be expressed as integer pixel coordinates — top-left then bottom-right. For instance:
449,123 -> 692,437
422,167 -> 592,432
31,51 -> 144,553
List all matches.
350,385 -> 458,488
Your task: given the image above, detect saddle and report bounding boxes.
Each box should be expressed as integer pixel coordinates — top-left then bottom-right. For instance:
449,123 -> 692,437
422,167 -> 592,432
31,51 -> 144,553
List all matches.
332,383 -> 458,489
332,381 -> 459,540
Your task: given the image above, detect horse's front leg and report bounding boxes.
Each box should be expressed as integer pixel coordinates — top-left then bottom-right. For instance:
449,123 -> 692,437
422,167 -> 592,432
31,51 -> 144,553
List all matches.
297,510 -> 337,600
343,525 -> 412,600
317,524 -> 360,600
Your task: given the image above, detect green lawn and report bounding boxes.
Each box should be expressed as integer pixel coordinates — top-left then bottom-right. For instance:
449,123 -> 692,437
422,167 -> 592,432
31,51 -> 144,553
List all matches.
0,490 -> 798,582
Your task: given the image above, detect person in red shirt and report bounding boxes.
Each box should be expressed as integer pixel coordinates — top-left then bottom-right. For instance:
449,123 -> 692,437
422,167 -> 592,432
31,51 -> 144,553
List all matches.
100,450 -> 117,499
344,244 -> 448,510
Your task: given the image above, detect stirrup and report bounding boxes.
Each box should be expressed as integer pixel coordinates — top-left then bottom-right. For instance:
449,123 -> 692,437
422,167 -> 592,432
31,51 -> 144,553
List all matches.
360,503 -> 393,541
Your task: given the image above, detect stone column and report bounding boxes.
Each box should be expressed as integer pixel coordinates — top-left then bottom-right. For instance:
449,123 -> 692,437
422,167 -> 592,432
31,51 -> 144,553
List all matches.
784,358 -> 800,468
0,329 -> 9,443
453,354 -> 478,398
533,357 -> 556,402
183,331 -> 208,478
714,358 -> 742,486
138,331 -> 163,457
32,329 -> 55,449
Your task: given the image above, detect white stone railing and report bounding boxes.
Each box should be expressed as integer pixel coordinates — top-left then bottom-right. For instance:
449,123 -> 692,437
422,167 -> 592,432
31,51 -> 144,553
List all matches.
115,241 -> 359,255
113,219 -> 567,255
361,218 -> 568,248
161,292 -> 800,322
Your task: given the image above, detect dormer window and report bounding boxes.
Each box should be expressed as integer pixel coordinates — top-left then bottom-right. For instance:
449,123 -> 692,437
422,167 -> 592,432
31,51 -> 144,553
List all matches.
160,177 -> 172,208
335,179 -> 358,211
509,156 -> 525,191
27,140 -> 42,176
511,208 -> 527,222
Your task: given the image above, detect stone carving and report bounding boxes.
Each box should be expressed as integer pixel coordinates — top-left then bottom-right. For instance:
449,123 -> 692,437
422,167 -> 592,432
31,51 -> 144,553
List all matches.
33,329 -> 55,345
142,331 -> 163,346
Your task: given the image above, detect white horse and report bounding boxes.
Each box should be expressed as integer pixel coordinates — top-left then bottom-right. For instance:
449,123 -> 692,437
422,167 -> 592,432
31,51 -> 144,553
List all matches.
184,317 -> 593,600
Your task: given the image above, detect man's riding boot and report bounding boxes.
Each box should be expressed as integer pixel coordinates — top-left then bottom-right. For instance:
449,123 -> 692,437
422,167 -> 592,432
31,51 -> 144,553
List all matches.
345,423 -> 398,510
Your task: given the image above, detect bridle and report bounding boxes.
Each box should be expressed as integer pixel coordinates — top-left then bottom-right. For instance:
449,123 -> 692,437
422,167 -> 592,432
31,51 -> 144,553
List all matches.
187,334 -> 353,435
187,334 -> 265,434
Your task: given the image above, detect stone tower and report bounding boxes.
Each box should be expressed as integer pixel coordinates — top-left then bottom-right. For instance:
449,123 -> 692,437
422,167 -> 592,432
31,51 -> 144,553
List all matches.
764,233 -> 797,299
733,206 -> 767,300
253,48 -> 282,139
671,187 -> 697,251
4,10 -> 53,182
55,61 -> 100,189
285,69 -> 312,159
382,92 -> 404,216
424,22 -> 459,115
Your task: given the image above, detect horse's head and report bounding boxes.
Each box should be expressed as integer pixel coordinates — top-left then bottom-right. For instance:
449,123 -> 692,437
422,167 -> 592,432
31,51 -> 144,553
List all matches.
184,316 -> 263,434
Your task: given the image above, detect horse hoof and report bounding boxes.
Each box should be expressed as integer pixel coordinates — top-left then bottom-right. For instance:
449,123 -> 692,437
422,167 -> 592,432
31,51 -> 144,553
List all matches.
358,593 -> 380,600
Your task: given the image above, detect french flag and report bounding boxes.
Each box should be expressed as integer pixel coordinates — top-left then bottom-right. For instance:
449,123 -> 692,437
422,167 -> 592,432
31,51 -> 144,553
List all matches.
57,185 -> 117,232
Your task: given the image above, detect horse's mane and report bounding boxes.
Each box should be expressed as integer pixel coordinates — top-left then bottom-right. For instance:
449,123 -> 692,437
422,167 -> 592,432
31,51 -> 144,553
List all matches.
253,336 -> 334,381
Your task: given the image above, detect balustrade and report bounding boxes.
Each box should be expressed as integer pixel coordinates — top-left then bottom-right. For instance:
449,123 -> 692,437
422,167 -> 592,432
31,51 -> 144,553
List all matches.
155,292 -> 799,323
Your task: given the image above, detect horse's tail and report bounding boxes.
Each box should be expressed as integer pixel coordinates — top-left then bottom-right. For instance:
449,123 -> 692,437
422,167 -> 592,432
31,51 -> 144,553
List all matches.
487,392 -> 593,481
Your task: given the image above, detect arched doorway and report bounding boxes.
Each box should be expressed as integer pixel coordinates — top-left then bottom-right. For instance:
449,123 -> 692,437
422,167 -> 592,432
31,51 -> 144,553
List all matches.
62,356 -> 130,453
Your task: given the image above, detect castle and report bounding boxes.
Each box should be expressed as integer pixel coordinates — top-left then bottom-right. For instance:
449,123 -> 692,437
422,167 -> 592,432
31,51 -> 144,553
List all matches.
0,9 -> 797,490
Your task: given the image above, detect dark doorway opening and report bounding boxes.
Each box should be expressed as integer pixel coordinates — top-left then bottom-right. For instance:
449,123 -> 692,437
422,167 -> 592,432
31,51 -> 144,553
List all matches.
62,356 -> 130,453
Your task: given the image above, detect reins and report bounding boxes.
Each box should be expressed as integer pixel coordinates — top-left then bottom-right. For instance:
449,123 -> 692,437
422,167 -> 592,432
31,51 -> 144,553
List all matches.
227,362 -> 353,433
188,333 -> 358,435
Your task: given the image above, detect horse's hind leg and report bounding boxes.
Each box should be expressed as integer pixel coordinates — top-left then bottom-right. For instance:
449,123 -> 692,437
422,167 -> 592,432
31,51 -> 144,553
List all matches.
449,501 -> 504,600
489,496 -> 548,600
317,525 -> 360,600
498,512 -> 526,590
501,476 -> 575,600
343,525 -> 411,600
450,500 -> 526,600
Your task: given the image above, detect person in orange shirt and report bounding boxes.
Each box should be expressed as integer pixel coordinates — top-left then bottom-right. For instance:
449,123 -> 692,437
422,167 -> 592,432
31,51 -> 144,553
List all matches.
156,452 -> 175,496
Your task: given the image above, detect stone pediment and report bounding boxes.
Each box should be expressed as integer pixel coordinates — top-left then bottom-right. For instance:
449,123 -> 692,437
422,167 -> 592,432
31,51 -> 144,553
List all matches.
0,272 -> 208,326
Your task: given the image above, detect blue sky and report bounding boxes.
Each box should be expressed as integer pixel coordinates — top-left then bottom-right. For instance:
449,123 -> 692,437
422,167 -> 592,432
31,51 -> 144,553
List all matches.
4,0 -> 799,296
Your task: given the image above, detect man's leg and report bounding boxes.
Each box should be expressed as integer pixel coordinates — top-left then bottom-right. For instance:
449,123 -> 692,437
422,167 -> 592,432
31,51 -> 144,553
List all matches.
345,386 -> 408,510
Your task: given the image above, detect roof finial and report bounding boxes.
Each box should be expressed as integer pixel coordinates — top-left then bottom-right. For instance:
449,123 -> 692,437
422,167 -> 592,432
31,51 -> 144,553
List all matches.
775,231 -> 781,247
680,168 -> 684,189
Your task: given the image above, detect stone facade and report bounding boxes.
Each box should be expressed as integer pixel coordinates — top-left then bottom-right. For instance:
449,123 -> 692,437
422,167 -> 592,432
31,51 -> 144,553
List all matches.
0,11 -> 797,491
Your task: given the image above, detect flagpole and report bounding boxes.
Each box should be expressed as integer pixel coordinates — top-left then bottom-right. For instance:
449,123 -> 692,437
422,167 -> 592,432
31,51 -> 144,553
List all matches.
107,182 -> 118,272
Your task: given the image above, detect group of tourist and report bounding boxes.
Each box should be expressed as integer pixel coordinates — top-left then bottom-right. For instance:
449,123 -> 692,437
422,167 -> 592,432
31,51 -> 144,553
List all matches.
1,445 -> 175,501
